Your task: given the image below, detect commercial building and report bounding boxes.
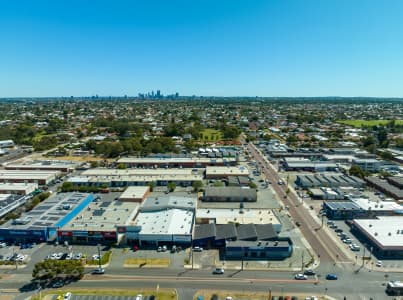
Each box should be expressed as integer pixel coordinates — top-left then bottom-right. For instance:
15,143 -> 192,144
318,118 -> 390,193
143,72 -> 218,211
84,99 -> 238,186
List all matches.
57,198 -> 139,245
4,160 -> 79,172
196,208 -> 281,231
308,188 -> 344,200
205,166 -> 249,179
0,193 -> 94,243
120,195 -> 197,246
0,182 -> 38,195
282,158 -> 338,172
352,159 -> 382,173
193,223 -> 292,260
202,187 -> 257,202
365,177 -> 403,201
0,170 -> 59,185
323,199 -> 403,220
225,240 -> 293,260
352,217 -> 403,258
0,140 -> 14,148
227,176 -> 250,187
0,194 -> 28,218
117,156 -> 237,168
295,174 -> 365,188
119,186 -> 150,202
388,177 -> 403,189
68,168 -> 203,187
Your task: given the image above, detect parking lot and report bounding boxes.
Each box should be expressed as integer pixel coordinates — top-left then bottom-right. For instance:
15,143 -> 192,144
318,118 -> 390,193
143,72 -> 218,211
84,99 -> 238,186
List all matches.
0,241 -> 41,264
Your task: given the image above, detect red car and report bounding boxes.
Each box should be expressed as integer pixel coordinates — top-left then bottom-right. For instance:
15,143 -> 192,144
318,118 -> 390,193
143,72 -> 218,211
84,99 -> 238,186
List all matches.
133,245 -> 139,251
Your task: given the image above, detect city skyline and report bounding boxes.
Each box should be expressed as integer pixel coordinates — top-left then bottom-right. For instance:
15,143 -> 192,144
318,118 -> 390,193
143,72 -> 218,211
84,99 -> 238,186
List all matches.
1,0 -> 403,97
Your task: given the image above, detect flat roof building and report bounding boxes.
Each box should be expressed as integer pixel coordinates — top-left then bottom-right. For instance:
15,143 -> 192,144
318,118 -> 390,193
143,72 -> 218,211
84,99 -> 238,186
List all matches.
324,199 -> 403,220
0,182 -> 38,195
203,187 -> 257,202
0,140 -> 14,148
119,186 -> 150,202
0,193 -> 94,242
58,197 -> 139,244
196,208 -> 281,233
122,195 -> 197,246
69,168 -> 203,187
117,156 -> 237,168
5,160 -> 79,172
205,166 -> 249,179
283,158 -> 338,172
352,217 -> 403,258
0,170 -> 59,185
352,159 -> 382,173
0,194 -> 28,218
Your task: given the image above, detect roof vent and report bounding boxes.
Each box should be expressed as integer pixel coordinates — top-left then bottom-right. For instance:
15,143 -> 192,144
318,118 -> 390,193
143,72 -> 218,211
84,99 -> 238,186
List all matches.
374,232 -> 378,236
389,232 -> 392,236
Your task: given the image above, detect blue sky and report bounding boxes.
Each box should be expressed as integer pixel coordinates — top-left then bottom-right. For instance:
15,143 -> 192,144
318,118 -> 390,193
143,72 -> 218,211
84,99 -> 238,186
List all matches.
1,0 -> 403,97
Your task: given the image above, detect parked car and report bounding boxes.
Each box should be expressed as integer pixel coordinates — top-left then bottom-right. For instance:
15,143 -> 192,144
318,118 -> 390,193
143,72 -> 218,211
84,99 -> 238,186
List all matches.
376,260 -> 383,267
135,295 -> 143,300
213,267 -> 225,274
74,253 -> 82,260
92,267 -> 105,274
326,274 -> 338,280
157,246 -> 162,252
294,273 -> 307,280
133,245 -> 139,252
295,221 -> 301,227
193,246 -> 203,252
63,292 -> 72,300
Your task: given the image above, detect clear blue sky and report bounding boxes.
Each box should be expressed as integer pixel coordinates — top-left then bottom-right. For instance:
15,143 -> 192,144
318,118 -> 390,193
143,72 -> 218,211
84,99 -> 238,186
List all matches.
1,0 -> 403,97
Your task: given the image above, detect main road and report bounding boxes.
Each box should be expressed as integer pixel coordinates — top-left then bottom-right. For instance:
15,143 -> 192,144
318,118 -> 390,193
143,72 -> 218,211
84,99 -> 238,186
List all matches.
243,137 -> 349,264
5,266 -> 396,300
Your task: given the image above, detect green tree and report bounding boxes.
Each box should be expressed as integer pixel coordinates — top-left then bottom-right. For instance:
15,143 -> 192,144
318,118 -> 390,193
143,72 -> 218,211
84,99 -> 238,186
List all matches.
32,260 -> 84,282
192,181 -> 203,192
349,165 -> 367,179
167,182 -> 176,192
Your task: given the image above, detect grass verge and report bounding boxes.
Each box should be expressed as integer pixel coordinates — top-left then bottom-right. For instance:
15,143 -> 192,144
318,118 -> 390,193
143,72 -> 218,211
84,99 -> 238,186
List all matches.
32,288 -> 177,300
337,119 -> 403,127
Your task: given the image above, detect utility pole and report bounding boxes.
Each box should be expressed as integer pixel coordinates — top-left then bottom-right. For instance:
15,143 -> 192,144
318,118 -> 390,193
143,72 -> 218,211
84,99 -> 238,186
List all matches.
301,251 -> 304,271
362,246 -> 366,267
97,244 -> 102,269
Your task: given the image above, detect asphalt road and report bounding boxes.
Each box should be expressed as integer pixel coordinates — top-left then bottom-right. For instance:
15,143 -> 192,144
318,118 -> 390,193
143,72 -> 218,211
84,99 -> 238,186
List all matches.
245,141 -> 349,264
7,266 -> 399,300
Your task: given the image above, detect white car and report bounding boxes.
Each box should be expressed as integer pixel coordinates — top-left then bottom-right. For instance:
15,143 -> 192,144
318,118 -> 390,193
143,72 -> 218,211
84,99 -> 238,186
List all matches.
193,246 -> 203,252
376,260 -> 383,267
92,254 -> 101,260
135,295 -> 143,300
294,273 -> 308,280
213,267 -> 225,274
66,253 -> 73,260
74,253 -> 82,260
63,292 -> 72,300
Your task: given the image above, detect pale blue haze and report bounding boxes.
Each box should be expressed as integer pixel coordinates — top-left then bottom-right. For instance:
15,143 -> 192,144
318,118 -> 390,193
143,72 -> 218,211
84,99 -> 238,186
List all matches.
0,0 -> 402,97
